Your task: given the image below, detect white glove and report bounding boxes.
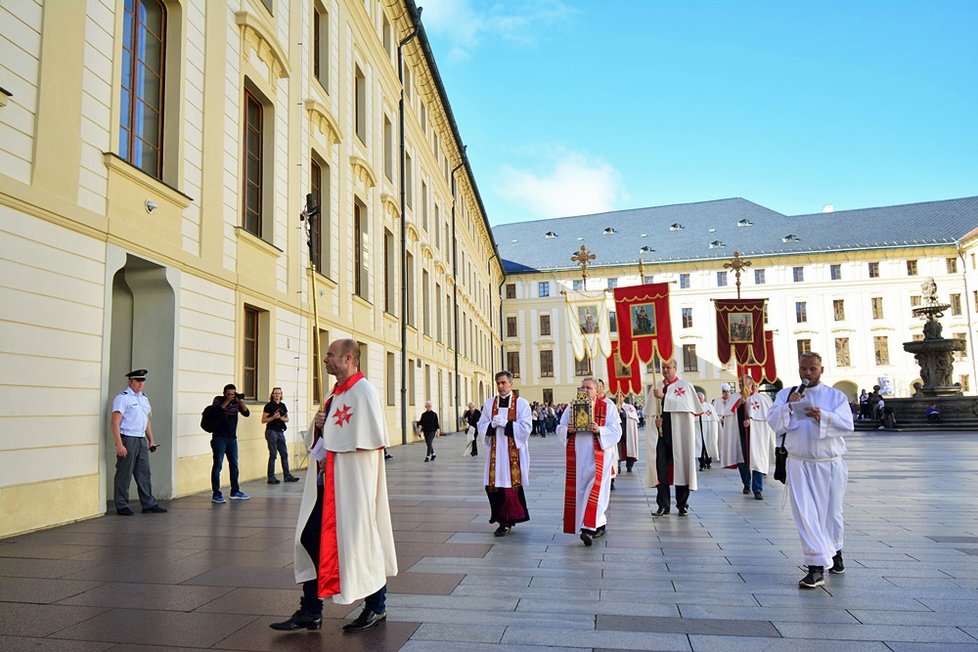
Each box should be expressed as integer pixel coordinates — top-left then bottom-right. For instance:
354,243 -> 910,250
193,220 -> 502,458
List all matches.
492,415 -> 508,428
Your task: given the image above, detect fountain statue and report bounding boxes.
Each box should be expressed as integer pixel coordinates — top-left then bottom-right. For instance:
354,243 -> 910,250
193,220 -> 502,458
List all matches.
903,278 -> 965,397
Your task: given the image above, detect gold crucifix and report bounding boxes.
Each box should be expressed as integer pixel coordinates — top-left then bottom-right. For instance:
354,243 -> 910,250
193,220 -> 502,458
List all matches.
723,250 -> 752,299
571,245 -> 597,283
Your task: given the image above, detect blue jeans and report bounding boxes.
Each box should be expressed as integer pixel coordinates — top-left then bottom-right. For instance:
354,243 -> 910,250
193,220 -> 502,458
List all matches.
738,463 -> 764,493
211,437 -> 239,496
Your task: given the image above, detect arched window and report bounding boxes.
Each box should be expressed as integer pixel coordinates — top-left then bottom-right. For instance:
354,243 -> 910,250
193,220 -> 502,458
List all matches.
119,0 -> 166,178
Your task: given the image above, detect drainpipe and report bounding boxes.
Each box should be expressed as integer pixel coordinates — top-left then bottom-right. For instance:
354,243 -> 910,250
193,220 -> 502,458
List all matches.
398,19 -> 419,445
450,150 -> 465,431
958,242 -> 978,389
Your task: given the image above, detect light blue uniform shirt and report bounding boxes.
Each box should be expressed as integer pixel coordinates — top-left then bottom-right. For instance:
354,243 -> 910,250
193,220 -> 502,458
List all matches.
112,387 -> 151,437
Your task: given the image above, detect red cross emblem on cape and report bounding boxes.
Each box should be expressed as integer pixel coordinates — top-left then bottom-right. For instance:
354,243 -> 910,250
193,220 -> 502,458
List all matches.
673,386 -> 686,396
751,400 -> 760,410
333,404 -> 353,427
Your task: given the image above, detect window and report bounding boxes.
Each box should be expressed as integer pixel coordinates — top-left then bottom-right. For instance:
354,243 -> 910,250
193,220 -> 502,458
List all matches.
907,259 -> 918,276
947,257 -> 958,274
242,90 -> 264,237
119,0 -> 166,178
407,357 -> 415,405
505,283 -> 516,299
572,279 -> 583,291
422,269 -> 430,335
954,333 -> 967,361
259,0 -> 272,13
384,229 -> 395,313
538,281 -> 550,297
406,251 -> 415,326
682,307 -> 693,329
506,316 -> 517,338
540,350 -> 554,377
679,273 -> 690,289
754,269 -> 765,284
403,63 -> 412,101
797,339 -> 812,357
871,297 -> 883,320
835,337 -> 851,367
383,116 -> 393,180
609,312 -> 617,332
830,264 -> 841,280
910,295 -> 922,307
539,314 -> 551,337
420,182 -> 428,229
961,375 -> 970,392
575,357 -> 592,376
386,352 -> 395,406
950,293 -> 962,315
506,351 -> 520,378
833,299 -> 845,321
313,4 -> 328,91
643,275 -> 654,284
646,358 -> 662,373
868,262 -> 879,278
543,389 -> 553,404
682,344 -> 698,373
404,151 -> 413,208
354,199 -> 367,299
382,14 -> 392,59
354,64 -> 366,143
793,267 -> 804,282
309,156 -> 330,275
874,336 -> 890,365
717,271 -> 728,287
795,301 -> 807,323
243,306 -> 260,399
435,282 -> 443,342
763,303 -> 768,324
312,328 -> 328,401
913,333 -> 924,342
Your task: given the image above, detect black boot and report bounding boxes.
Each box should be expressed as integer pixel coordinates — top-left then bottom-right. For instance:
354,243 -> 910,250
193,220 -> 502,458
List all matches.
269,610 -> 322,631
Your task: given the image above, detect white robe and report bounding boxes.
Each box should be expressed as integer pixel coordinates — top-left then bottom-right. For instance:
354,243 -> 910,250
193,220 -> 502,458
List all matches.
621,403 -> 640,461
557,397 -> 621,532
714,394 -> 740,467
476,395 -> 532,488
768,382 -> 853,567
293,375 -> 397,604
695,402 -> 720,460
720,392 -> 775,474
644,378 -> 699,490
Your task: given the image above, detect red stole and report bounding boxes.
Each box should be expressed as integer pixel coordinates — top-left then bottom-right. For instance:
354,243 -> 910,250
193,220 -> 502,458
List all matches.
317,371 -> 364,598
563,396 -> 609,533
488,395 -> 520,488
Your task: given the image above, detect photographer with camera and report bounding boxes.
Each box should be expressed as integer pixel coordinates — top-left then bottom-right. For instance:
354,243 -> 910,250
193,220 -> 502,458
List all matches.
210,383 -> 251,504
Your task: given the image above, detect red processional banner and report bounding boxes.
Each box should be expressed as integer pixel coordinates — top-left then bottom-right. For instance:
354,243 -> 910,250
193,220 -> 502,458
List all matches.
613,283 -> 673,366
714,298 -> 766,366
606,339 -> 644,396
740,330 -> 777,384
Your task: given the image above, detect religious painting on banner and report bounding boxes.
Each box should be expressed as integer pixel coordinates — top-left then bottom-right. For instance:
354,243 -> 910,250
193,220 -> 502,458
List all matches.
613,283 -> 673,366
741,330 -> 777,384
578,306 -> 599,334
607,339 -> 644,396
715,299 -> 766,366
564,291 -> 613,361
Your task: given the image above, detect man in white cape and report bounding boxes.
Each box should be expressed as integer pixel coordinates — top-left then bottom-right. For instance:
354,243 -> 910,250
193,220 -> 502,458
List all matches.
476,370 -> 532,537
695,391 -> 719,471
724,376 -> 775,500
619,398 -> 640,473
767,352 -> 853,589
645,359 -> 700,516
557,377 -> 621,546
271,339 -> 397,634
714,383 -> 738,470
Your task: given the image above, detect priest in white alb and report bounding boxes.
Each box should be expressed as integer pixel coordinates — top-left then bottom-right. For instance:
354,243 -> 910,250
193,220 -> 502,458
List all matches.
695,391 -> 719,471
476,370 -> 532,537
646,359 -> 700,516
271,339 -> 397,635
557,377 -> 621,546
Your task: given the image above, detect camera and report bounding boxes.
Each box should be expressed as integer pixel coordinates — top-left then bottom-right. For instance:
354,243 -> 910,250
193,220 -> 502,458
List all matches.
235,393 -> 244,400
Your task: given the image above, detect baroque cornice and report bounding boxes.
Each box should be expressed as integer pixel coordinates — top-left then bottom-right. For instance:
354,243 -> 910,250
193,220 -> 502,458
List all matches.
381,193 -> 400,219
235,11 -> 290,82
304,99 -> 342,145
406,223 -> 420,242
350,156 -> 377,188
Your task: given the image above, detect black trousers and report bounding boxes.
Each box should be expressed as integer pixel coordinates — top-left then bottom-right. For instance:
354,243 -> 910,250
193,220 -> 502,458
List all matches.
655,421 -> 689,509
423,430 -> 437,456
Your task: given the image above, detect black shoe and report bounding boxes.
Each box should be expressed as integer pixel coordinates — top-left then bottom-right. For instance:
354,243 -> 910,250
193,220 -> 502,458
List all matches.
799,566 -> 825,588
142,505 -> 167,513
342,608 -> 386,633
677,507 -> 688,516
829,551 -> 845,574
593,525 -> 606,539
610,479 -> 616,491
754,491 -> 763,501
284,475 -> 301,482
424,456 -> 430,463
653,506 -> 670,517
580,530 -> 593,547
116,507 -> 134,516
493,525 -> 512,537
431,454 -> 436,461
384,453 -> 393,460
268,477 -> 281,484
742,485 -> 750,495
270,610 -> 323,631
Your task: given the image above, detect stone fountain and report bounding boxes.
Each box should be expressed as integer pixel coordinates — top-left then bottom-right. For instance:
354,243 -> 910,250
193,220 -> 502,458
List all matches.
903,277 -> 966,397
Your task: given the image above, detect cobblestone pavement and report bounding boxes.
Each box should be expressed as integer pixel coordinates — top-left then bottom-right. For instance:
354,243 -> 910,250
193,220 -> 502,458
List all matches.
2,427 -> 977,651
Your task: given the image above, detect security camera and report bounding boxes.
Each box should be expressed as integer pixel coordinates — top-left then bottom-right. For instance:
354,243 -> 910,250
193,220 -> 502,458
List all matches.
145,199 -> 158,213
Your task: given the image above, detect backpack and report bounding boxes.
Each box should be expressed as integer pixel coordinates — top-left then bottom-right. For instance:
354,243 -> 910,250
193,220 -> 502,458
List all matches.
200,404 -> 224,433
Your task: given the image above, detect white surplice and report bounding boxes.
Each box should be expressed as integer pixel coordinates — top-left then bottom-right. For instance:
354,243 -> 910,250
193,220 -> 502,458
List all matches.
644,378 -> 699,490
695,402 -> 720,460
557,397 -> 621,532
714,393 -> 740,468
476,394 -> 532,488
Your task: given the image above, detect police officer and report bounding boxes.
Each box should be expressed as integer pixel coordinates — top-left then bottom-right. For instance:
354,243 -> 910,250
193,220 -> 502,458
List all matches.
111,369 -> 166,515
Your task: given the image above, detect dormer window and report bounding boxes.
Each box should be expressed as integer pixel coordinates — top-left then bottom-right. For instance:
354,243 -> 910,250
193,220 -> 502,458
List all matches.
709,240 -> 725,249
737,219 -> 753,227
670,223 -> 684,231
640,233 -> 648,238
576,236 -> 584,241
639,246 -> 655,254
544,231 -> 558,239
708,228 -> 717,233
782,234 -> 800,243
511,239 -> 518,244
603,227 -> 617,235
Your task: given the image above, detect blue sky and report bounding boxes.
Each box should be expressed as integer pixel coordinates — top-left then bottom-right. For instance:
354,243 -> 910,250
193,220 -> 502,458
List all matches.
420,1 -> 978,225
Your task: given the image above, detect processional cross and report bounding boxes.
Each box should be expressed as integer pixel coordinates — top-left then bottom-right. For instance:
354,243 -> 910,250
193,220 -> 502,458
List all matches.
571,245 -> 597,283
723,250 -> 752,299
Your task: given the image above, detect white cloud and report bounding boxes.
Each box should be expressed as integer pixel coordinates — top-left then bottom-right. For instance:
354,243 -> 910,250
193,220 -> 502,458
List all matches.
421,0 -> 576,61
495,152 -> 625,220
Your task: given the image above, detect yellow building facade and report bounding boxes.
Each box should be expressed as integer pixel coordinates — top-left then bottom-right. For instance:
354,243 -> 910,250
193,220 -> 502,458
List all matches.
0,0 -> 502,537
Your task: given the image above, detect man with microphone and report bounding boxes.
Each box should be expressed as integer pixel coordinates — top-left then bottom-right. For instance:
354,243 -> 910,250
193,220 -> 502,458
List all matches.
767,352 -> 853,589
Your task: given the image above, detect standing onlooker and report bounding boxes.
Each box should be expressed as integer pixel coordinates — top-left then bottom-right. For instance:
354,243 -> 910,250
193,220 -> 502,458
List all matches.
270,338 -> 397,633
211,383 -> 251,504
263,387 -> 298,484
418,401 -> 440,462
111,369 -> 166,515
462,401 -> 481,456
767,352 -> 853,589
857,389 -> 869,421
